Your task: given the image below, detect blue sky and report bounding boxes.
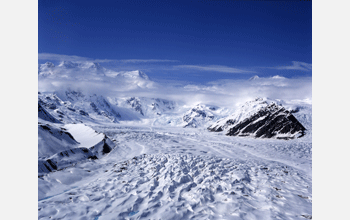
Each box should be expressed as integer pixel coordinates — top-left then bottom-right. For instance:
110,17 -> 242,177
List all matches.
38,0 -> 312,83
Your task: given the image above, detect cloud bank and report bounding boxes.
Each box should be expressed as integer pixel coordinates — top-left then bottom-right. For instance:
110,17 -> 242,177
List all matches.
38,61 -> 311,110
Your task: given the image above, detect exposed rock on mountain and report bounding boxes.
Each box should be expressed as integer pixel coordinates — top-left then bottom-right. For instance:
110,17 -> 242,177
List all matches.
116,70 -> 150,80
122,97 -> 176,117
38,103 -> 61,123
38,91 -> 122,124
38,123 -> 79,158
208,98 -> 306,139
38,123 -> 116,175
126,97 -> 144,116
38,147 -> 95,174
249,75 -> 260,81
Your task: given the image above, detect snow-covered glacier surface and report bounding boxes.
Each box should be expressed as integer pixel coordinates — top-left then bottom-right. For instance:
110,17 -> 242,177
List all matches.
38,62 -> 312,219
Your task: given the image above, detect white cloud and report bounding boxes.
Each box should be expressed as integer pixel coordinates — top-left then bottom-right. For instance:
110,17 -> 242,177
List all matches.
38,58 -> 311,110
38,53 -> 179,63
174,65 -> 256,74
38,62 -> 311,110
266,61 -> 312,71
38,53 -> 92,62
114,59 -> 179,63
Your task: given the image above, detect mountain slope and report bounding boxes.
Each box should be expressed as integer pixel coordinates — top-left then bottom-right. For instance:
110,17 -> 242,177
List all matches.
38,91 -> 123,124
182,104 -> 216,128
208,98 -> 306,139
38,123 -> 117,175
38,123 -> 79,158
38,103 -> 61,123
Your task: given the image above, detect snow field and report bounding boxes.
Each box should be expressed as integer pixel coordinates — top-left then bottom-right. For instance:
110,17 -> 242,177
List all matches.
38,153 -> 311,219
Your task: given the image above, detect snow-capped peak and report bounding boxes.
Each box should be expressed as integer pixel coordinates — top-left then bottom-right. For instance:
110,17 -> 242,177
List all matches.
58,61 -> 79,68
41,62 -> 55,68
182,104 -> 216,128
207,97 -> 272,131
249,75 -> 260,80
79,62 -> 103,70
208,97 -> 306,139
117,70 -> 150,80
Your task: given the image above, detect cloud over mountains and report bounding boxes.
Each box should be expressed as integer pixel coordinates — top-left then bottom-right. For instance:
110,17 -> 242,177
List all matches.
38,60 -> 312,109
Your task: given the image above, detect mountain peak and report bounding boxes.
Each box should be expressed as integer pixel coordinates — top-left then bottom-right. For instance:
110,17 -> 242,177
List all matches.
58,61 -> 79,68
79,62 -> 103,70
249,75 -> 259,81
118,70 -> 150,80
43,62 -> 55,68
208,98 -> 305,139
133,70 -> 150,80
90,62 -> 102,69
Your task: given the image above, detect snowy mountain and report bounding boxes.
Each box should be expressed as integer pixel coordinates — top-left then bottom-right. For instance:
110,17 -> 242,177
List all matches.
38,61 -> 107,78
114,70 -> 150,80
115,96 -> 176,117
182,104 -> 217,128
249,75 -> 260,80
208,98 -> 306,139
38,91 -> 124,124
38,103 -> 61,123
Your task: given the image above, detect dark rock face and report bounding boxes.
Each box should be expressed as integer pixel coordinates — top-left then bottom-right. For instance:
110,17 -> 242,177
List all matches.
38,147 -> 94,173
38,103 -> 61,123
127,97 -> 144,116
225,103 -> 305,139
79,110 -> 89,116
102,142 -> 112,154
